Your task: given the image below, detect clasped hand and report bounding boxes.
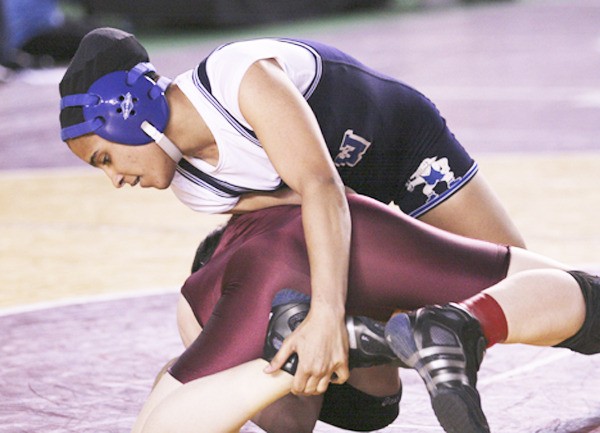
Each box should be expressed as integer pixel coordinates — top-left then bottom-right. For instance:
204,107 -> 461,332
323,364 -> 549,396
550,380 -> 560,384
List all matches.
264,307 -> 350,395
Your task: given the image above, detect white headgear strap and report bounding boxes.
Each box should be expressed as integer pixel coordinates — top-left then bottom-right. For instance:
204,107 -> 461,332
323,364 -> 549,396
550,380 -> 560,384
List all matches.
141,121 -> 183,163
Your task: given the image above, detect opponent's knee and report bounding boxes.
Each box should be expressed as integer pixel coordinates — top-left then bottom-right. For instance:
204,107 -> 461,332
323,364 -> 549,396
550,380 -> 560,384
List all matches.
253,394 -> 321,433
262,289 -> 310,375
554,271 -> 600,355
319,382 -> 402,431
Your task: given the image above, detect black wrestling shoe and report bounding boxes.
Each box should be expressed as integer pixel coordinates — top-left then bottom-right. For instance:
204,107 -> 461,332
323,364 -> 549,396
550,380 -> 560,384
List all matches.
347,315 -> 403,369
384,304 -> 489,433
263,289 -> 401,375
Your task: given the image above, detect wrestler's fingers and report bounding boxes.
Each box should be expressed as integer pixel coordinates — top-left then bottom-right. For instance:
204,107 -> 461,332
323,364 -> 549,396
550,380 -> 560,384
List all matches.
315,375 -> 331,394
292,372 -> 318,396
263,341 -> 296,374
330,365 -> 350,384
326,363 -> 349,387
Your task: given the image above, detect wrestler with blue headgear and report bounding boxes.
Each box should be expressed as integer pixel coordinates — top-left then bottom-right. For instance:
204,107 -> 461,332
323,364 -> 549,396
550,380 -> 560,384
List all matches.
59,28 -> 181,163
61,27 -> 560,433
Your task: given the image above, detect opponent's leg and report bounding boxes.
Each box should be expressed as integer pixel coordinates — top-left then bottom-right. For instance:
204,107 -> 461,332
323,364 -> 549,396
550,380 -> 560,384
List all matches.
251,394 -> 323,433
319,366 -> 402,432
250,367 -> 403,433
261,289 -> 403,432
138,300 -> 404,433
385,304 -> 488,433
385,269 -> 589,433
263,289 -> 399,373
138,360 -> 293,433
554,271 -> 600,355
506,246 -> 567,276
485,269 -> 585,345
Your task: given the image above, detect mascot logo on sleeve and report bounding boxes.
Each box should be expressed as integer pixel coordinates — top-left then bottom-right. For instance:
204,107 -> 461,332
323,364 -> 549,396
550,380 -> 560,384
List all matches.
406,156 -> 461,203
334,130 -> 372,167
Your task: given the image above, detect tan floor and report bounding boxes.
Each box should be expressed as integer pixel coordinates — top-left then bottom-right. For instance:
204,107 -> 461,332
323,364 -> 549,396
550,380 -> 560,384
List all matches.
1,152 -> 599,309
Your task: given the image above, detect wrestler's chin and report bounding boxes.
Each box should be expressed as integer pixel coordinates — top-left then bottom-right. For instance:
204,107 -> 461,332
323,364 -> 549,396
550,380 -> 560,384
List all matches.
149,179 -> 172,190
155,169 -> 177,189
143,173 -> 174,190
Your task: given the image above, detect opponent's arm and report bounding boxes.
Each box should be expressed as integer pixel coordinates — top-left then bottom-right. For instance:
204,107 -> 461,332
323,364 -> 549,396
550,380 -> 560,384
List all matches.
239,58 -> 351,395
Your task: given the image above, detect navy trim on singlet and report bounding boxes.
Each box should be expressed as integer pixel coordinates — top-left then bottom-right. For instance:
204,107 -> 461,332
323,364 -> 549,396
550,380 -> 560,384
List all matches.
192,62 -> 261,146
193,38 -> 324,147
195,59 -> 212,93
275,38 -> 323,100
408,162 -> 479,218
177,159 -> 254,197
176,158 -> 285,198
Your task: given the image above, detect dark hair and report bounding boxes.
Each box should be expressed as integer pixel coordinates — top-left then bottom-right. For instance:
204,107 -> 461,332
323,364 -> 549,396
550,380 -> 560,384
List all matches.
59,27 -> 150,132
191,225 -> 227,274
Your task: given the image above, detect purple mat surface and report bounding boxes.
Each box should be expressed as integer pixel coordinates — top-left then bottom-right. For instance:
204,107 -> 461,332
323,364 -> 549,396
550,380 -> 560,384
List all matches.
1,292 -> 599,433
0,293 -> 181,433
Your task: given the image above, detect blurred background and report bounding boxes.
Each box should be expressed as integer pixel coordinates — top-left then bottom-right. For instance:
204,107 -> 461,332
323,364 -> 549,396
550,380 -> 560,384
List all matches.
0,0 -> 509,74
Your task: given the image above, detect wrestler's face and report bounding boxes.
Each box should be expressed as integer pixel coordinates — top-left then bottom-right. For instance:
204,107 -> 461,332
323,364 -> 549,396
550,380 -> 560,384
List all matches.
67,134 -> 176,190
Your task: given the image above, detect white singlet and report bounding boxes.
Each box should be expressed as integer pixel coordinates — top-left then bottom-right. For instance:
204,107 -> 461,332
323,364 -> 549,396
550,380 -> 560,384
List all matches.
169,39 -> 321,214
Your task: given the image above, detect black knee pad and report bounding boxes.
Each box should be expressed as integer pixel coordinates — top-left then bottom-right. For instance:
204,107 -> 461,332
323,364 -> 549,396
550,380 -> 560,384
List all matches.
554,271 -> 600,355
319,382 -> 402,432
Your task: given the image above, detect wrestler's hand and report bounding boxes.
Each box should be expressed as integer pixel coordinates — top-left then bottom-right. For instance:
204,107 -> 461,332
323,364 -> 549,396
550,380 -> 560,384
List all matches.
265,304 -> 350,395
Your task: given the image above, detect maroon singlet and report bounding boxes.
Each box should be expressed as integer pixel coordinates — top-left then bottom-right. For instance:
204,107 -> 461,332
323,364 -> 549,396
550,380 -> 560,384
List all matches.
171,194 -> 509,383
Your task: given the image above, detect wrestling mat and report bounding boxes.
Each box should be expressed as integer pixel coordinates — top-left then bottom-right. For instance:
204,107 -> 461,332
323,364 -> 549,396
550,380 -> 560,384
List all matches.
1,0 -> 599,431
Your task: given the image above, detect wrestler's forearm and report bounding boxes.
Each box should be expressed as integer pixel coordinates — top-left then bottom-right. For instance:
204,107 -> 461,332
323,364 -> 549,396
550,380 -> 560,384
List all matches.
301,181 -> 350,314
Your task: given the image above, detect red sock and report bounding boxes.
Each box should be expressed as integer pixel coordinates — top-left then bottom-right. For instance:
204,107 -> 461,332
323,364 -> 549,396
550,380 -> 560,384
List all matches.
459,293 -> 508,348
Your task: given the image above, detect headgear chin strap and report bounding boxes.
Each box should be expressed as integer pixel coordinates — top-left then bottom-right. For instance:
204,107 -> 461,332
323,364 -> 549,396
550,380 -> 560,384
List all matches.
141,121 -> 182,163
60,62 -> 173,148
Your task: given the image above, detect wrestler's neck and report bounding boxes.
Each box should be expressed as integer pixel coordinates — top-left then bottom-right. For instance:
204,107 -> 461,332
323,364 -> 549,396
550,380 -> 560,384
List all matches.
165,83 -> 219,166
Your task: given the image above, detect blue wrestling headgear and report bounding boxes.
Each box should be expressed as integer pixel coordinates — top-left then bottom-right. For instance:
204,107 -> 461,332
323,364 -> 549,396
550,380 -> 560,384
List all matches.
60,62 -> 171,145
59,28 -> 182,161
